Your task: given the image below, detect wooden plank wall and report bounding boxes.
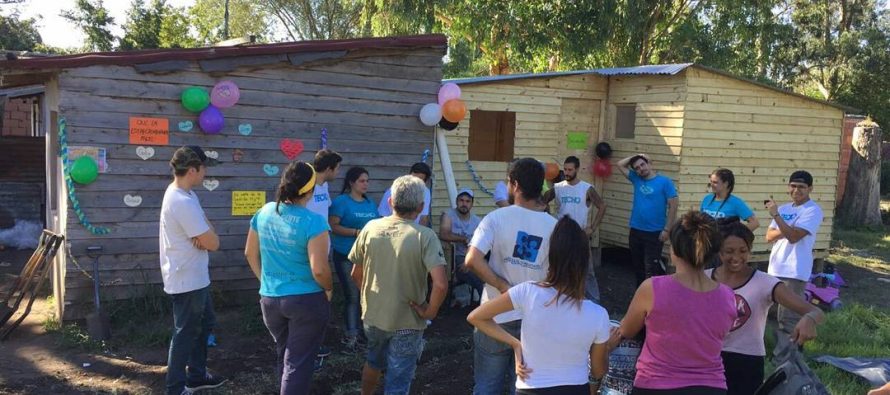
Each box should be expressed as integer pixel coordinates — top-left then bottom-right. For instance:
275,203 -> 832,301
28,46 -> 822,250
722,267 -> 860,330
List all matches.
681,67 -> 843,254
599,74 -> 687,248
57,47 -> 444,318
432,75 -> 607,226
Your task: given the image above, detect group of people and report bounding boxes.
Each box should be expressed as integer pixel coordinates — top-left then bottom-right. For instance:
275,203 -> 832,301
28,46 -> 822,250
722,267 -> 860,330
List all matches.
157,144 -> 829,395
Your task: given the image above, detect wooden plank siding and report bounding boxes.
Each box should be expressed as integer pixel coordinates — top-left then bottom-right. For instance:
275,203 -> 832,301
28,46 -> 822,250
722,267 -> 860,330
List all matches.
680,67 -> 843,255
598,74 -> 688,248
433,75 -> 607,228
57,47 -> 445,318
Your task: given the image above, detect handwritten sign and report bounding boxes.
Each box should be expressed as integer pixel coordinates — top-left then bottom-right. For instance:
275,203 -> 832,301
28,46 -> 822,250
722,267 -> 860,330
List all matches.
129,117 -> 169,145
566,131 -> 587,150
232,191 -> 266,216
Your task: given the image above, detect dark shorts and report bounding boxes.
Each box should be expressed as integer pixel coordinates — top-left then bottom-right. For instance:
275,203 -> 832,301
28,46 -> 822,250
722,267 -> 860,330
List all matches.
516,384 -> 589,395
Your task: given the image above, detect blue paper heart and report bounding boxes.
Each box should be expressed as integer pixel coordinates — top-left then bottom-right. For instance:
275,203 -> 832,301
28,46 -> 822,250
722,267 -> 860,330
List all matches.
263,164 -> 280,176
178,121 -> 194,132
238,123 -> 253,136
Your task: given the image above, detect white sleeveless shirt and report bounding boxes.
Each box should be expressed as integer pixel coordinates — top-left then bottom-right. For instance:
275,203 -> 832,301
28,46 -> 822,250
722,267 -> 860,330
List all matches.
554,180 -> 592,228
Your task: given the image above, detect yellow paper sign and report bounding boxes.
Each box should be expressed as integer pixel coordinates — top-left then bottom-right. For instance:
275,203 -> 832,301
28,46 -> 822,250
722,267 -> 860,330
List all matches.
232,191 -> 266,216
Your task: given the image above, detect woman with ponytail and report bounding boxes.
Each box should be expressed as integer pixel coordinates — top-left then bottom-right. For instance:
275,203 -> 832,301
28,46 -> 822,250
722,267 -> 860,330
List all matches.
708,218 -> 823,395
701,168 -> 759,231
468,216 -> 612,394
245,161 -> 334,394
610,211 -> 736,395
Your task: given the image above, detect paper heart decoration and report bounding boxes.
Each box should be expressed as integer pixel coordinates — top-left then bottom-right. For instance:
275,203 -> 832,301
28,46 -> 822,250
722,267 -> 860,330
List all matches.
136,146 -> 155,160
124,194 -> 142,207
178,121 -> 194,132
203,179 -> 219,191
205,150 -> 219,159
263,164 -> 280,176
280,139 -> 304,160
238,124 -> 253,136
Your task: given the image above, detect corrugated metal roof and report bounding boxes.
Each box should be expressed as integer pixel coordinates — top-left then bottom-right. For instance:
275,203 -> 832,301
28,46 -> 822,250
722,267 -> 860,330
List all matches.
0,34 -> 447,71
445,63 -> 692,85
446,63 -> 856,113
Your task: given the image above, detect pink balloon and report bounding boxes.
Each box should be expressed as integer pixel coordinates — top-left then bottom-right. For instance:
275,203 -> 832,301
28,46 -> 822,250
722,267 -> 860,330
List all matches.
210,80 -> 240,108
437,83 -> 461,105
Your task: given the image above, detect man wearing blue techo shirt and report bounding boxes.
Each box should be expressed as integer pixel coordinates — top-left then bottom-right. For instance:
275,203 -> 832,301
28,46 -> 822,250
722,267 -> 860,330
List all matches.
617,154 -> 679,286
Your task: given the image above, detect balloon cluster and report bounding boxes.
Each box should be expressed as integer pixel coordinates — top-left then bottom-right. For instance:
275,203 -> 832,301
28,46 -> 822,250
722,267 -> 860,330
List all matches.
180,81 -> 241,134
419,83 -> 467,130
592,142 -> 613,178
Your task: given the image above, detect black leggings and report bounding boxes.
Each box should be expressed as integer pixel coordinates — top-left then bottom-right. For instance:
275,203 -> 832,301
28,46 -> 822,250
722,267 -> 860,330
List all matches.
722,351 -> 765,395
633,386 -> 726,395
516,384 -> 589,395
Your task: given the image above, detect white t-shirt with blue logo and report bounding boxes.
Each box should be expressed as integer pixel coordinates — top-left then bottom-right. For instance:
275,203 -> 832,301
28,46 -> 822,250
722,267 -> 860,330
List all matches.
305,182 -> 331,219
767,200 -> 823,282
699,194 -> 754,220
469,205 -> 557,323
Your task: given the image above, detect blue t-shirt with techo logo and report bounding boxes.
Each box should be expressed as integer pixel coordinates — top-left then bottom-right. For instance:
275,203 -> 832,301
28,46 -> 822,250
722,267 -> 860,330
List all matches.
628,172 -> 678,232
330,194 -> 379,255
699,194 -> 754,220
250,202 -> 330,297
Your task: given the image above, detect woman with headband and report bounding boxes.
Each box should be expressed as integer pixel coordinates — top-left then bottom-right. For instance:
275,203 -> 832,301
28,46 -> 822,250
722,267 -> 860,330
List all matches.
245,161 -> 334,394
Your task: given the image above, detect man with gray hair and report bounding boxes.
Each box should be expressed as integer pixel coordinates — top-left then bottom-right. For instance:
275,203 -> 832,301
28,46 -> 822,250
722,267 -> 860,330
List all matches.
349,175 -> 448,395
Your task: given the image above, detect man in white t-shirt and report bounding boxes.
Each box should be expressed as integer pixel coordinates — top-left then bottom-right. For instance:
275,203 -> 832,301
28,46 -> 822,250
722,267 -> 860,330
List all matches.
466,158 -> 558,395
306,149 -> 342,219
159,146 -> 227,395
765,170 -> 824,334
543,155 -> 606,302
377,162 -> 433,226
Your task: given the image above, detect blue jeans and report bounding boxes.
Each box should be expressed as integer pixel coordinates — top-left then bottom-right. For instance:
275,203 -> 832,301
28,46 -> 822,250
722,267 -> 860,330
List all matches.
332,251 -> 362,337
454,255 -> 484,297
474,320 -> 522,395
261,292 -> 330,395
364,325 -> 425,395
165,286 -> 216,395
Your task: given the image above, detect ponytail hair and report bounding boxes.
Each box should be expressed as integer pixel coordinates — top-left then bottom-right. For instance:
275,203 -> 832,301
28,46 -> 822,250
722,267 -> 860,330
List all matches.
709,168 -> 735,213
275,161 -> 315,214
669,211 -> 721,269
717,216 -> 755,250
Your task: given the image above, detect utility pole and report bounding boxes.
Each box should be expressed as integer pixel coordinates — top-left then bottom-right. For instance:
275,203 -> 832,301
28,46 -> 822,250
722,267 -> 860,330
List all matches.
223,0 -> 230,40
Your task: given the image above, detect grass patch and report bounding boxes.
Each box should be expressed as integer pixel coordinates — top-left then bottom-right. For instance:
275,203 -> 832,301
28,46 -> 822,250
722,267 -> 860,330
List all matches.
103,284 -> 172,348
42,314 -> 106,352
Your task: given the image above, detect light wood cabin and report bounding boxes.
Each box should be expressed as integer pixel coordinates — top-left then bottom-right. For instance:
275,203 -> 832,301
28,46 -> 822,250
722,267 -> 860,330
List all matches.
0,35 -> 447,319
434,64 -> 850,262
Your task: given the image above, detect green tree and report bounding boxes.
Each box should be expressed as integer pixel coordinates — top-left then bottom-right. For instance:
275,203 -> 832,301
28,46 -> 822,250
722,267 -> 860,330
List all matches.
61,0 -> 116,51
158,6 -> 200,48
190,0 -> 272,45
0,12 -> 42,51
264,0 -> 364,40
118,0 -> 168,50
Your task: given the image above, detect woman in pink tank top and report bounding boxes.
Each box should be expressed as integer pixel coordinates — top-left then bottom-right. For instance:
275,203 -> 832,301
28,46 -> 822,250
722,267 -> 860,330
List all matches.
609,211 -> 737,395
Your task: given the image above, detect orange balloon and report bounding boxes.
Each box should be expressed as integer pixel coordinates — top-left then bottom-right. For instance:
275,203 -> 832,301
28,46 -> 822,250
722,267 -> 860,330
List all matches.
545,162 -> 560,181
442,99 -> 467,122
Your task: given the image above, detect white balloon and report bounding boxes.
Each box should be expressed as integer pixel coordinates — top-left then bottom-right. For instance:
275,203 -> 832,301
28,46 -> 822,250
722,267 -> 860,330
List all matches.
419,103 -> 442,126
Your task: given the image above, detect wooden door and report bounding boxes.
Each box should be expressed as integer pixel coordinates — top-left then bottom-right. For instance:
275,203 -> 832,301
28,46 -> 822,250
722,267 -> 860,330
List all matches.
558,98 -> 601,183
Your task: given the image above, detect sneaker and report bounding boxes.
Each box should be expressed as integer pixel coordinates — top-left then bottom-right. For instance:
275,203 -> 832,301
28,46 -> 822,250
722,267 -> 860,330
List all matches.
185,373 -> 228,392
317,345 -> 331,358
314,355 -> 325,373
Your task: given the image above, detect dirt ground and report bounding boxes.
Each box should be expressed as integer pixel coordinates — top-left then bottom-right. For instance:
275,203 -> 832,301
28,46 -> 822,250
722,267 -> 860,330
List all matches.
0,248 -> 642,395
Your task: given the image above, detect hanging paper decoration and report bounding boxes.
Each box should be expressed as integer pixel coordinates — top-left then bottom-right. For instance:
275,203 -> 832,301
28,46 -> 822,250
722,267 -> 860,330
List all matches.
465,160 -> 495,197
280,138 -> 304,160
124,194 -> 143,207
238,123 -> 253,136
59,118 -> 110,235
421,149 -> 430,164
320,128 -> 328,149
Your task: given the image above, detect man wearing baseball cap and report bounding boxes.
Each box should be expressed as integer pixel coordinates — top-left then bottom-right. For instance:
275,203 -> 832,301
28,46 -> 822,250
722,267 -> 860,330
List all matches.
160,146 -> 227,395
439,188 -> 483,305
765,170 -> 824,335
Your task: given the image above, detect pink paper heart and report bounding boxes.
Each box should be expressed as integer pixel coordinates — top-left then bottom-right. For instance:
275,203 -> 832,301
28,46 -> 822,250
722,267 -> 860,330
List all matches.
280,138 -> 304,160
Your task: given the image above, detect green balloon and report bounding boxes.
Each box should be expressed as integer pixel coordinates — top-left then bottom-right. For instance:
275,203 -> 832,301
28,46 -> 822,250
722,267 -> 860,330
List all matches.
181,87 -> 210,113
70,156 -> 98,184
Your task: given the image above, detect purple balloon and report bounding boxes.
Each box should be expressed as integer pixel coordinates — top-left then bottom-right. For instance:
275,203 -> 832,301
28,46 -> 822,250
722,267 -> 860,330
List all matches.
210,80 -> 240,108
437,83 -> 461,105
199,105 -> 224,134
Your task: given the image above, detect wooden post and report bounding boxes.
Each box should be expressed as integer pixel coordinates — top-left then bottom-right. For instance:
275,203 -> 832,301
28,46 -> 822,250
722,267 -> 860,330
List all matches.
839,119 -> 882,226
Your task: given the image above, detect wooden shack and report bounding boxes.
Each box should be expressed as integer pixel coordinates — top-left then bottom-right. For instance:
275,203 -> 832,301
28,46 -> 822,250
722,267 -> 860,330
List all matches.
0,35 -> 447,319
433,64 -> 852,260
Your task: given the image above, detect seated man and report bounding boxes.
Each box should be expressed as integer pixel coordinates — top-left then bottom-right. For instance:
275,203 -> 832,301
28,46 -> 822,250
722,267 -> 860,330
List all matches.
439,188 -> 484,303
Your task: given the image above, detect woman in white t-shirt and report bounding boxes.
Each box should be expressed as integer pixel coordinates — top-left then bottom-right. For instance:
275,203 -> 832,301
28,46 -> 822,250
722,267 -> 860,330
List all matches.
468,216 -> 612,395
707,219 -> 824,395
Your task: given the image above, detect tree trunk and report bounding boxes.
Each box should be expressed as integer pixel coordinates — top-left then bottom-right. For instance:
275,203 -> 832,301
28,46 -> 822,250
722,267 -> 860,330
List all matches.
839,121 -> 883,226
